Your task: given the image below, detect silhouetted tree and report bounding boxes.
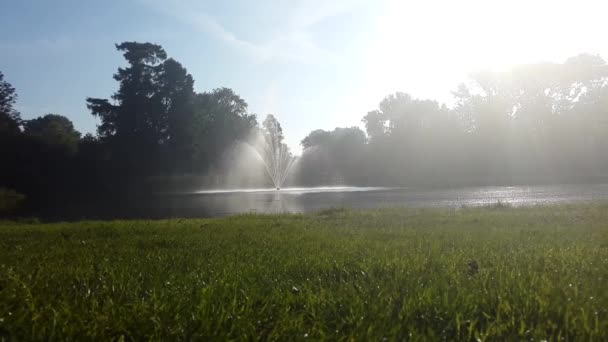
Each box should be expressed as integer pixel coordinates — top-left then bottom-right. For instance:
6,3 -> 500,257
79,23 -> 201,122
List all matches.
86,42 -> 259,193
0,71 -> 21,135
23,114 -> 81,155
159,58 -> 196,170
87,42 -> 171,178
0,72 -> 24,208
85,43 -> 203,191
190,88 -> 257,174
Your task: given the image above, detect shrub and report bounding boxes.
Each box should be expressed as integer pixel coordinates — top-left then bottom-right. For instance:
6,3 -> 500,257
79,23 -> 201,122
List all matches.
0,188 -> 26,215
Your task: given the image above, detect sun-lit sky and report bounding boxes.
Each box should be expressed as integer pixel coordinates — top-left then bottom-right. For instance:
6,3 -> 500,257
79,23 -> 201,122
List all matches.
1,0 -> 607,152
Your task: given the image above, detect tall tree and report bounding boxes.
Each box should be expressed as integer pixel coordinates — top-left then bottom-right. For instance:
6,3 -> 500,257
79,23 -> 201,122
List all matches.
0,71 -> 21,134
0,71 -> 22,194
154,58 -> 195,170
85,41 -> 259,192
86,42 -> 198,176
87,42 -> 168,141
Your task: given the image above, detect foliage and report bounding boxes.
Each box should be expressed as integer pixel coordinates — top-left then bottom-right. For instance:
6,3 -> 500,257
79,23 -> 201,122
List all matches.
0,71 -> 21,134
191,88 -> 257,172
1,42 -> 259,217
86,43 -> 256,177
86,42 -> 195,176
23,114 -> 82,155
299,127 -> 367,184
0,188 -> 25,215
1,204 -> 607,340
262,114 -> 284,143
300,54 -> 608,186
3,47 -> 608,217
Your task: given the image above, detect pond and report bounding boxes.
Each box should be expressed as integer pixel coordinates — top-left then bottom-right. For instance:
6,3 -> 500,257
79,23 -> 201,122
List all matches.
149,183 -> 608,217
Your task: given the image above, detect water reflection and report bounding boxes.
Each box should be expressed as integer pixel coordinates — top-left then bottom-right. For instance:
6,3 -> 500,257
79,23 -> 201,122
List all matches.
155,183 -> 608,218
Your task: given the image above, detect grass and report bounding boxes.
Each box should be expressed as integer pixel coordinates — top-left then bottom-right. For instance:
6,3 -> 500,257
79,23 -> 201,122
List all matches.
1,203 -> 608,341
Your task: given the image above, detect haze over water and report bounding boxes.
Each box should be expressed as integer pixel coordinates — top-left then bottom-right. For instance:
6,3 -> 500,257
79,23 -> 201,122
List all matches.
152,183 -> 608,218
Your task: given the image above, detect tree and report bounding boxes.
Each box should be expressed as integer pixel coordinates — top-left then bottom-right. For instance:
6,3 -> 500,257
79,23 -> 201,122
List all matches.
0,72 -> 24,199
0,71 -> 21,134
86,42 -> 199,177
87,42 -> 168,141
84,41 -> 260,194
299,127 -> 367,185
449,55 -> 608,182
159,58 -> 195,149
23,114 -> 82,155
262,114 -> 284,143
191,88 -> 257,171
363,92 -> 446,139
301,129 -> 331,149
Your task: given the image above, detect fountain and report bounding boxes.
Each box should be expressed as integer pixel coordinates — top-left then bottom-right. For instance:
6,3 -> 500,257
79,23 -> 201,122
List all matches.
250,115 -> 297,190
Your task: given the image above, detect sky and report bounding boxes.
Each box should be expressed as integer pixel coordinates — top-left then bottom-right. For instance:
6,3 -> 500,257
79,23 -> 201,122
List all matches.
1,0 -> 607,152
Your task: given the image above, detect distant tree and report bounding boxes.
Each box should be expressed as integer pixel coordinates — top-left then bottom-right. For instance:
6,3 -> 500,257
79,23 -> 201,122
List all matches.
191,88 -> 257,172
262,114 -> 284,143
199,88 -> 256,140
361,92 -> 455,184
301,129 -> 332,149
299,126 -> 367,185
450,55 -> 608,182
0,71 -> 21,134
362,110 -> 387,142
363,92 -> 446,140
302,127 -> 366,153
23,114 -> 81,155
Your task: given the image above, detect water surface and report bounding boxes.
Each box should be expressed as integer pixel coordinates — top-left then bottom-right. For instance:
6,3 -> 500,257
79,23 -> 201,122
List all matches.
153,183 -> 608,217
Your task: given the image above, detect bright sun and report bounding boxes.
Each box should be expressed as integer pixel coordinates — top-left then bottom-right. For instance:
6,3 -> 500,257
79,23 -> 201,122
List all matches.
362,0 -> 607,103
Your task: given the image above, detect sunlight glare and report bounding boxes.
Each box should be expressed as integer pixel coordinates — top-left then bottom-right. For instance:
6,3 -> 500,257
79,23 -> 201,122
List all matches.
364,0 -> 607,103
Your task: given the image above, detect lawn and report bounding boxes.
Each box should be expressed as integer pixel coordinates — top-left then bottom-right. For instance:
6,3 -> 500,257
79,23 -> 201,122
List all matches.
1,203 -> 607,340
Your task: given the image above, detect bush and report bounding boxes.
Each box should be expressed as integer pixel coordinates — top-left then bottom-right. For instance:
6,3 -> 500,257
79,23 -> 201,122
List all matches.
0,188 -> 26,215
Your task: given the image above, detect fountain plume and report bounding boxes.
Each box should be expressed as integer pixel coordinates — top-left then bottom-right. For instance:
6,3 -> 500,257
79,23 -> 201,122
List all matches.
250,115 -> 297,190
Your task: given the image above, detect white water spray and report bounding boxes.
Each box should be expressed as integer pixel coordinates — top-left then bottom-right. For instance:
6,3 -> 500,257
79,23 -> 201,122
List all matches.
250,115 -> 297,190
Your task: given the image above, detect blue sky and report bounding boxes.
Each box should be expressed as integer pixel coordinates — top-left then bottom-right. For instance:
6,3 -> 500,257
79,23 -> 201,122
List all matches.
2,0 -> 607,152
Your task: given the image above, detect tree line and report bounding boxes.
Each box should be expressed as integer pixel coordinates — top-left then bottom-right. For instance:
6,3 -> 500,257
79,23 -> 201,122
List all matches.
298,54 -> 608,186
2,42 -> 608,218
1,42 -> 263,218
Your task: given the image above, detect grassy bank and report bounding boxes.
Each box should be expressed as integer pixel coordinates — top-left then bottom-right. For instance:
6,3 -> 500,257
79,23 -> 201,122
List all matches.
1,204 -> 607,340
